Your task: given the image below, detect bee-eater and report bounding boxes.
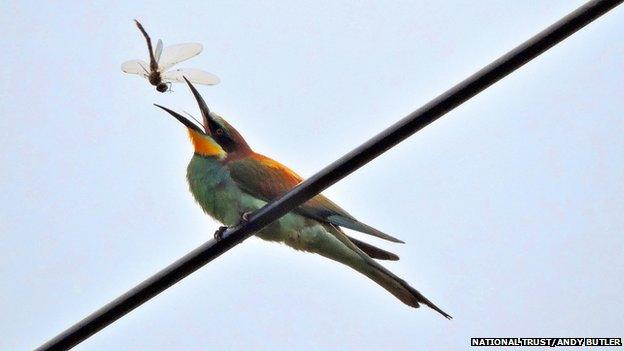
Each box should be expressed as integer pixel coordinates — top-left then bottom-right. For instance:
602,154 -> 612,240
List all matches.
155,80 -> 451,319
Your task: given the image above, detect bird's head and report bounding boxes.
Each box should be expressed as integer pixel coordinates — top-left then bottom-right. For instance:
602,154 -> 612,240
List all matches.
155,78 -> 251,159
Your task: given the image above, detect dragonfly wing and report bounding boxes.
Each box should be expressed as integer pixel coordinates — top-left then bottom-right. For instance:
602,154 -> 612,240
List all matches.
161,68 -> 220,85
157,43 -> 203,71
155,39 -> 163,63
121,59 -> 149,77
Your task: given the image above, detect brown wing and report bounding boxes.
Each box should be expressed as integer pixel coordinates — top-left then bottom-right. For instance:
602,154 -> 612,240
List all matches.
226,153 -> 403,243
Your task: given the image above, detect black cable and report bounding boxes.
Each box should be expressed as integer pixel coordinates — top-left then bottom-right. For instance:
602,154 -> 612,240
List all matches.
36,1 -> 622,350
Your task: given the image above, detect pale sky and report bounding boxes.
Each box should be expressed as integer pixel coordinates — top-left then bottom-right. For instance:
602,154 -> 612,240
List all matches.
1,1 -> 623,350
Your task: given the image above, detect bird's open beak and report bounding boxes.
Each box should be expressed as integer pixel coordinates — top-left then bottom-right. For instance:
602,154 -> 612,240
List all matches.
183,77 -> 222,135
154,77 -> 221,135
153,104 -> 204,133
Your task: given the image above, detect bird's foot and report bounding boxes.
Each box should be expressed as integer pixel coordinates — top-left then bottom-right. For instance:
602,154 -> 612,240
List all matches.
239,211 -> 253,225
214,212 -> 254,241
214,226 -> 227,241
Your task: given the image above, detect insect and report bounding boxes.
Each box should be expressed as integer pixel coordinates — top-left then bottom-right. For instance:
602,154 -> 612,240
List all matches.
121,20 -> 220,92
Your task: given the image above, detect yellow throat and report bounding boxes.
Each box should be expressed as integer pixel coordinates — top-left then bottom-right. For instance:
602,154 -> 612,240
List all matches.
187,129 -> 226,158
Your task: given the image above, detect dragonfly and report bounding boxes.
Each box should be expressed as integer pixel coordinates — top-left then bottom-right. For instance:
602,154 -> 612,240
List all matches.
121,20 -> 220,92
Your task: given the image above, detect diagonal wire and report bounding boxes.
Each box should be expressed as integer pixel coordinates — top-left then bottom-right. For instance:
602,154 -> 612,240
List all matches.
36,1 -> 622,350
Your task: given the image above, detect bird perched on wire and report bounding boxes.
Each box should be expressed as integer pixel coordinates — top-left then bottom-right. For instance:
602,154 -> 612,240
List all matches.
155,79 -> 451,319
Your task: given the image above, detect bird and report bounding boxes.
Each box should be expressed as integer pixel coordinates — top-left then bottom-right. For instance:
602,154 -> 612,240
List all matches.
154,79 -> 451,319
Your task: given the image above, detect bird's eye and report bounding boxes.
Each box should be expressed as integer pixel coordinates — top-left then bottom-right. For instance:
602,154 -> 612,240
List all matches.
215,128 -> 224,136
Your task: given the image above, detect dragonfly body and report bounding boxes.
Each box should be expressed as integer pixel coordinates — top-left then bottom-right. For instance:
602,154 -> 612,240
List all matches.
122,20 -> 219,92
148,71 -> 167,92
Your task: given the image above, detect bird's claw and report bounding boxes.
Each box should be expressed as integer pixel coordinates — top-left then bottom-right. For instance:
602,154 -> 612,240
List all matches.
214,226 -> 227,241
213,212 -> 253,241
240,211 -> 253,224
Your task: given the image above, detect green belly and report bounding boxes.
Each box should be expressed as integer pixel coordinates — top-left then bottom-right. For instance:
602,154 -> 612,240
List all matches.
185,154 -> 325,249
186,154 -> 245,226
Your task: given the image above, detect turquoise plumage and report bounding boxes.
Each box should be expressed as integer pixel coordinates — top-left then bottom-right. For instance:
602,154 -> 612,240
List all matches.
155,80 -> 451,319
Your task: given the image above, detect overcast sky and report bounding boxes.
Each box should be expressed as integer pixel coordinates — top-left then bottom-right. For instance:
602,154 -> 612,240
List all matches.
1,1 -> 623,350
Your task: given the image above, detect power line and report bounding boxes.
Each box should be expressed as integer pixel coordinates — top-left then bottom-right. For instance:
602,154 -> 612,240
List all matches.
36,1 -> 622,350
